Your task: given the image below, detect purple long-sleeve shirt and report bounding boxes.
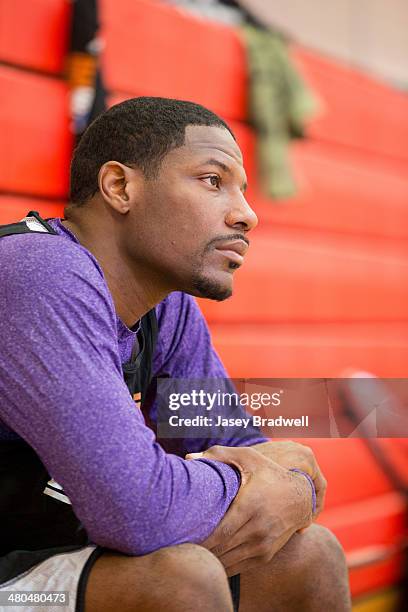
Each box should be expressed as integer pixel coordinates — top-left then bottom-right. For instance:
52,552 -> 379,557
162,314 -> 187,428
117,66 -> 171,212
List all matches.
0,218 -> 266,555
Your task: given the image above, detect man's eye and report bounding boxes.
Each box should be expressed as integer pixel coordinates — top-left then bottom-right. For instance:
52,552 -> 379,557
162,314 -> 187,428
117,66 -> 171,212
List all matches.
203,175 -> 221,189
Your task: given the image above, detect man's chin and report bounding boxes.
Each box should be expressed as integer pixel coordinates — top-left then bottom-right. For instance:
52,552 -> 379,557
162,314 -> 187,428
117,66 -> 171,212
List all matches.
190,274 -> 233,301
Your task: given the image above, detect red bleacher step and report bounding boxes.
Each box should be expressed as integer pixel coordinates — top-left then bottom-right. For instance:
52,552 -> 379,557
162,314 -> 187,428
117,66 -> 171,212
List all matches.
100,0 -> 247,121
207,322 -> 408,377
0,65 -> 72,198
0,0 -> 70,74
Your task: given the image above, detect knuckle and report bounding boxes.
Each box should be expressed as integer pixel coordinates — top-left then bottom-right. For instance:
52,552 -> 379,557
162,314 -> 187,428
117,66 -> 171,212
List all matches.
254,523 -> 269,541
251,536 -> 272,559
261,537 -> 273,555
259,516 -> 279,539
301,444 -> 314,461
320,477 -> 328,490
211,544 -> 225,557
259,546 -> 273,563
221,524 -> 234,539
210,445 -> 222,453
304,446 -> 314,459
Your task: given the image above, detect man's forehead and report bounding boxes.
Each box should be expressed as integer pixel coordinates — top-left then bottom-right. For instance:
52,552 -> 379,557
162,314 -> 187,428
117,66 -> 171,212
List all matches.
183,124 -> 243,164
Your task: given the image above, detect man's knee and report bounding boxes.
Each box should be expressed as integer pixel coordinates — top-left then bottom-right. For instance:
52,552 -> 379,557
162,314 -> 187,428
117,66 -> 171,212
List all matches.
86,543 -> 232,612
283,524 -> 351,610
144,543 -> 233,611
299,524 -> 347,574
264,524 -> 348,581
155,543 -> 229,591
240,525 -> 350,611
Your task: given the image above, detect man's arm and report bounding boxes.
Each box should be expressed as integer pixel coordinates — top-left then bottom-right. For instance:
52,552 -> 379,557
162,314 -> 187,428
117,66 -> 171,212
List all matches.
0,236 -> 241,555
153,292 -> 327,516
153,291 -> 269,453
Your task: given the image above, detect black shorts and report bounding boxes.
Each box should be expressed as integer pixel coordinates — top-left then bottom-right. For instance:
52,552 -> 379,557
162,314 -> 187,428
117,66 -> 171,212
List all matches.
229,574 -> 241,611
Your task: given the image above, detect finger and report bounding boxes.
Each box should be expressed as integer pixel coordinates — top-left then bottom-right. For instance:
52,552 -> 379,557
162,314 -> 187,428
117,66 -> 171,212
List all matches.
313,469 -> 327,516
224,556 -> 260,578
217,539 -> 260,569
202,490 -> 255,551
209,508 -> 296,559
208,515 -> 253,558
289,468 -> 317,518
219,539 -> 277,572
297,516 -> 313,533
220,529 -> 294,576
301,454 -> 326,517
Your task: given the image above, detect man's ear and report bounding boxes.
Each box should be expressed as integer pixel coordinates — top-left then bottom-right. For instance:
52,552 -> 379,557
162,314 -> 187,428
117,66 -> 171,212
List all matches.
98,161 -> 141,214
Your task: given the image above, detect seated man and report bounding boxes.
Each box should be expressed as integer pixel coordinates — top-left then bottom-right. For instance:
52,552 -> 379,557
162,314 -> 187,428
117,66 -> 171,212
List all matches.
0,97 -> 351,611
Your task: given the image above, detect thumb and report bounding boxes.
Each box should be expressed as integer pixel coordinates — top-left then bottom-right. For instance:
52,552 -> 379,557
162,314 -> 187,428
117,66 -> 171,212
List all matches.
185,445 -> 233,464
185,452 -> 205,460
185,445 -> 260,487
185,445 -> 231,462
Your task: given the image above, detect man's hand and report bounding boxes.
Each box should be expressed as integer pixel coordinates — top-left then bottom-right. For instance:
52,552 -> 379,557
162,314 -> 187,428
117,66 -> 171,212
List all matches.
186,445 -> 314,576
251,440 -> 327,517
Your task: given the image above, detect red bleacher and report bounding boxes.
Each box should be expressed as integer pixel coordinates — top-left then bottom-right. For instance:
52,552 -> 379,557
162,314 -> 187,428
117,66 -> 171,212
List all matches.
0,195 -> 64,220
208,322 -> 408,378
100,0 -> 247,121
0,65 -> 71,198
235,123 -> 408,240
0,0 -> 70,75
199,228 -> 408,322
1,0 -> 408,600
293,47 -> 408,164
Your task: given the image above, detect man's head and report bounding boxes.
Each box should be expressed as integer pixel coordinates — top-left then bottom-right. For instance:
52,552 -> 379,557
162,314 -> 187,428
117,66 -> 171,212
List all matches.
68,97 -> 258,302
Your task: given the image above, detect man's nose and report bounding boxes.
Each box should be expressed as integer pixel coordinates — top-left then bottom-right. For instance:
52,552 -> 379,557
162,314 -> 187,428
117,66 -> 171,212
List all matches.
225,193 -> 258,233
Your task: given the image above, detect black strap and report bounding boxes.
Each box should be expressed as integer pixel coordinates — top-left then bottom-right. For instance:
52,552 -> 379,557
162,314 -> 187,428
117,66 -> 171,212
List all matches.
122,308 -> 158,404
0,210 -> 58,238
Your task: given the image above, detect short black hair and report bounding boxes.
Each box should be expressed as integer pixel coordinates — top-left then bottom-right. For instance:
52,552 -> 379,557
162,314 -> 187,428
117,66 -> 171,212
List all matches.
69,96 -> 235,206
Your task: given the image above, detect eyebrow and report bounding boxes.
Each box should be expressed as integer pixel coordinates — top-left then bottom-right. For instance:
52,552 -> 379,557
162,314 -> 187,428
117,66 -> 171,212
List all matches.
200,158 -> 248,192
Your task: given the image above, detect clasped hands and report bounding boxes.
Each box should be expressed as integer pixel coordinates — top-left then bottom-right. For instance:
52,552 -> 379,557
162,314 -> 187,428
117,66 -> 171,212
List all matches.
186,440 -> 327,576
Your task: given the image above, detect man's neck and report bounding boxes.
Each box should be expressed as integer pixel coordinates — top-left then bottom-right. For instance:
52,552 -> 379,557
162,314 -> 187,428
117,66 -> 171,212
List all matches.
61,217 -> 169,327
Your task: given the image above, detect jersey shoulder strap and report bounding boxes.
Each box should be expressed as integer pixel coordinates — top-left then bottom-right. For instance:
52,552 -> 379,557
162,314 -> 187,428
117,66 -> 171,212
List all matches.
0,210 -> 57,238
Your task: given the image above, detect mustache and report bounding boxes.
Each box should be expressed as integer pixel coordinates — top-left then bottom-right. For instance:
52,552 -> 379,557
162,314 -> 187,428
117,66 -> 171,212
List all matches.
205,233 -> 250,251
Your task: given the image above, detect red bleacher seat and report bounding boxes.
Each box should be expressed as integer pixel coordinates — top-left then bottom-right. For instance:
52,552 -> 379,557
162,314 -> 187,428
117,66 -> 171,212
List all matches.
308,438 -> 406,595
302,438 -> 406,508
0,196 -> 64,224
199,228 -> 408,323
208,322 -> 408,377
100,0 -> 247,121
101,0 -> 408,167
232,122 -> 408,240
293,47 -> 408,164
0,0 -> 71,74
322,490 -> 405,596
0,65 -> 72,198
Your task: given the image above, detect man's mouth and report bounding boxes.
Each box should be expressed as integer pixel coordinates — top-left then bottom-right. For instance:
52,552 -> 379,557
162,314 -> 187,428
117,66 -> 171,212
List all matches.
215,239 -> 249,267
